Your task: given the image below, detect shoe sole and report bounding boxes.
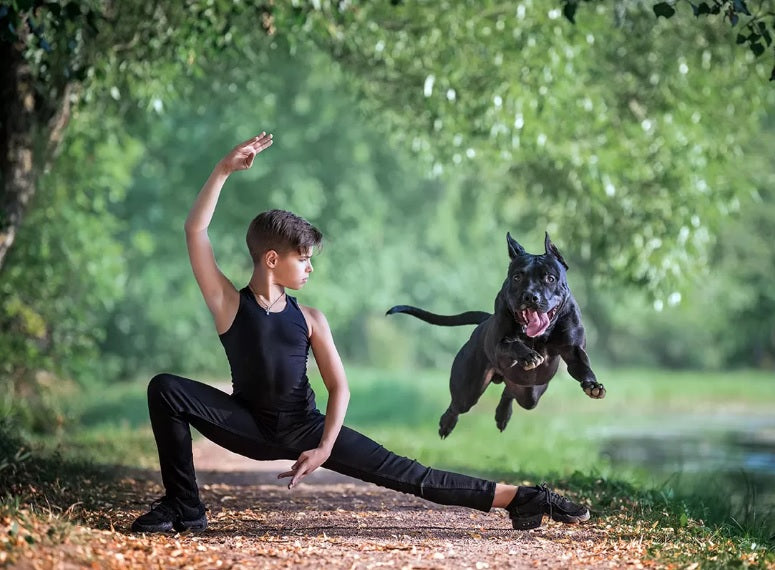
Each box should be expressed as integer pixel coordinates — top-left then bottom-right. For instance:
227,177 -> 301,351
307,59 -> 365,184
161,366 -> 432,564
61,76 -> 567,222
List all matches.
131,521 -> 175,533
551,509 -> 590,524
131,517 -> 208,534
511,513 -> 544,530
174,517 -> 208,532
512,509 -> 590,530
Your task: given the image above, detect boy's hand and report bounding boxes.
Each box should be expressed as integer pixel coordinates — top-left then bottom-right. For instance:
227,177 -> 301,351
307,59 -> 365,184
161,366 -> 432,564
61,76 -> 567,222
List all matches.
277,447 -> 331,489
218,132 -> 274,175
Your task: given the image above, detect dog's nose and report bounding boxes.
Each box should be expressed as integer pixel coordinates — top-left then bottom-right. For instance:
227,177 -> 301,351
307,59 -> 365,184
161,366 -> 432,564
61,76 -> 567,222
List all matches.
522,291 -> 541,304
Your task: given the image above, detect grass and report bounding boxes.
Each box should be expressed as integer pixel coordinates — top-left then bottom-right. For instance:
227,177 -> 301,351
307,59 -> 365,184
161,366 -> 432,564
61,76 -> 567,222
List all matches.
334,366 -> 775,481
3,365 -> 774,567
334,366 -> 775,567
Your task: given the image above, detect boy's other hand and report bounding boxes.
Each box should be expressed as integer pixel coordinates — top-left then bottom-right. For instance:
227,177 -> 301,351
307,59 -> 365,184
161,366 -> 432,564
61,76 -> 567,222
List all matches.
277,447 -> 331,489
219,132 -> 274,175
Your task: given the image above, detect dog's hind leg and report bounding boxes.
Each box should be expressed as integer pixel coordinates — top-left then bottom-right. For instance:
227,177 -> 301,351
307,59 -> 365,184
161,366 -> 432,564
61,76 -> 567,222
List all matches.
440,392 -> 487,438
495,387 -> 513,431
439,407 -> 460,439
439,350 -> 493,439
440,384 -> 485,438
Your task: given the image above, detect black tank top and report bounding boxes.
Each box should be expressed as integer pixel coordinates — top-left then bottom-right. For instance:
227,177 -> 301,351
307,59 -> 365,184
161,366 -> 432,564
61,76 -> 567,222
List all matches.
218,287 -> 316,413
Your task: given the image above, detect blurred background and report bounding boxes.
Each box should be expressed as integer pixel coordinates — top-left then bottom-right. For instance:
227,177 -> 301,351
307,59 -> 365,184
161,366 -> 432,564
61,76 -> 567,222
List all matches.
1,0 -> 774,540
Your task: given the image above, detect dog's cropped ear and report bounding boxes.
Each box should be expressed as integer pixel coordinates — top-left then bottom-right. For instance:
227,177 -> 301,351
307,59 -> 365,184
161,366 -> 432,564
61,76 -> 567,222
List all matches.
507,232 -> 526,260
544,232 -> 569,270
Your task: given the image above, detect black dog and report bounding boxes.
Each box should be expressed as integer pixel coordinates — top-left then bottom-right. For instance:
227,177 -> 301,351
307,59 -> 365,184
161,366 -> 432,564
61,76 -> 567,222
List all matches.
387,232 -> 605,438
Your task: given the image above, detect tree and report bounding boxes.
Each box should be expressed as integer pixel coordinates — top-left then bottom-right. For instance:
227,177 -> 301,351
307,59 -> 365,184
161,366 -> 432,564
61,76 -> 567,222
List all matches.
2,0 -> 774,345
0,0 -> 274,428
299,0 -> 774,298
0,111 -> 140,429
564,0 -> 775,81
0,1 -> 274,271
3,1 -> 775,277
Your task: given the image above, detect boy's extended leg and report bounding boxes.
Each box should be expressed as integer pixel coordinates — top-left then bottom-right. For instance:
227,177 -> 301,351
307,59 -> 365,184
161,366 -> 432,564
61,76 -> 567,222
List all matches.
285,414 -> 496,512
133,373 -> 289,532
284,414 -> 589,528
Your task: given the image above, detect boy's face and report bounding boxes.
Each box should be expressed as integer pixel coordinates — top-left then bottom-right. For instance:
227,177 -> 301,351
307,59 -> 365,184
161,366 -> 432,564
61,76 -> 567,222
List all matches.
273,247 -> 314,290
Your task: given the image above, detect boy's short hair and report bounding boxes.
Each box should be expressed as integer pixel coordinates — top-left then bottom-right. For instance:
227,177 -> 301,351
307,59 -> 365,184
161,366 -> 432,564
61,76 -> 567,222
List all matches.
246,210 -> 323,263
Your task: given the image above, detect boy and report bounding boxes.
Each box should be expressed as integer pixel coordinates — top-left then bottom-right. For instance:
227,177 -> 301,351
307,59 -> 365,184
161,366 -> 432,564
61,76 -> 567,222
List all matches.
131,133 -> 591,533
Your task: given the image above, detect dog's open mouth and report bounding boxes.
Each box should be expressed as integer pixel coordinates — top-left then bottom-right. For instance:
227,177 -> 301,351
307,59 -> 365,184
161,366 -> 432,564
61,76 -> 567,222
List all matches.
517,306 -> 559,338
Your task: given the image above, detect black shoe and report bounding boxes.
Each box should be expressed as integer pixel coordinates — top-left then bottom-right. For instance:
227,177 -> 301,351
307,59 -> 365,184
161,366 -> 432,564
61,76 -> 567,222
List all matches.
506,483 -> 590,530
131,496 -> 208,533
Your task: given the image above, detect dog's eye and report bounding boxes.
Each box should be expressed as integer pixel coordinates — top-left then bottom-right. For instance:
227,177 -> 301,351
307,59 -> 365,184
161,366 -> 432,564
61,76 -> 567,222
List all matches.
513,273 -> 522,281
545,275 -> 556,284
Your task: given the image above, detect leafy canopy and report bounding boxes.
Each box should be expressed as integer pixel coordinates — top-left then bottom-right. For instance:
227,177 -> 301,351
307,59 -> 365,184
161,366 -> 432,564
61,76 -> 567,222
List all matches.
296,0 -> 773,298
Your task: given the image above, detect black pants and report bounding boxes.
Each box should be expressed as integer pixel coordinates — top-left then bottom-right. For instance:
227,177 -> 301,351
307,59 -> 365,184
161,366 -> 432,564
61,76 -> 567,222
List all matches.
147,373 -> 496,512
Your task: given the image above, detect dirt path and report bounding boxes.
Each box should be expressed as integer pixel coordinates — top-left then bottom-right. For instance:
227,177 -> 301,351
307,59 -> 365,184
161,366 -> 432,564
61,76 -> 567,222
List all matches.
9,437 -> 653,569
103,439 -> 643,569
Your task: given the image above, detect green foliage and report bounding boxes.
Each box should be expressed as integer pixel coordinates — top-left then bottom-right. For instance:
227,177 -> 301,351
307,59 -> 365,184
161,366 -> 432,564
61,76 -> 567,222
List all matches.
299,0 -> 774,301
0,1 -> 265,118
2,0 -> 775,433
0,417 -> 110,500
97,44 -> 456,377
0,418 -> 31,480
0,112 -> 141,408
0,1 -> 101,89
559,1 -> 775,80
647,0 -> 775,80
703,184 -> 775,366
580,119 -> 775,369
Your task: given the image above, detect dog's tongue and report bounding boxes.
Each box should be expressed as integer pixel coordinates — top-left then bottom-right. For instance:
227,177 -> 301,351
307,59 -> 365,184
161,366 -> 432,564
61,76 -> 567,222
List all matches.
524,309 -> 550,337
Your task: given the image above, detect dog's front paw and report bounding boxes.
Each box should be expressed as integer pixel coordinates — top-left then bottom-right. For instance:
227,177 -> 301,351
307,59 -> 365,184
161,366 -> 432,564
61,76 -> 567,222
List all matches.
511,351 -> 545,371
581,380 -> 606,399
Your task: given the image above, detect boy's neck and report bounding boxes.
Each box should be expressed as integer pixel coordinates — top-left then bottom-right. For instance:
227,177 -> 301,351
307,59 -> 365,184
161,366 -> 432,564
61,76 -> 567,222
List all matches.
248,272 -> 284,301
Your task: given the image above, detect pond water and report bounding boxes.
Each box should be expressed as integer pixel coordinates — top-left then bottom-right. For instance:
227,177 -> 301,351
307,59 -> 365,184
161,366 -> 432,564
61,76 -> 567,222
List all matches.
596,413 -> 775,496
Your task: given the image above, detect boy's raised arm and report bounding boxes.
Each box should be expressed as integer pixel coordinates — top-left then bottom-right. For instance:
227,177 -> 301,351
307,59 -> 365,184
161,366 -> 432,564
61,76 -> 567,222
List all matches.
184,133 -> 273,333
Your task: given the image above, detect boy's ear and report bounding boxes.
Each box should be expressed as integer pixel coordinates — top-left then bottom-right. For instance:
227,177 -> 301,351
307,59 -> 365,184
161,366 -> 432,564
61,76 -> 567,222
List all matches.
264,250 -> 279,268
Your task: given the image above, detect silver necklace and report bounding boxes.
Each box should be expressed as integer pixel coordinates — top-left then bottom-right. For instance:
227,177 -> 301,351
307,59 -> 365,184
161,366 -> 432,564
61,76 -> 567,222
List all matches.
250,286 -> 285,315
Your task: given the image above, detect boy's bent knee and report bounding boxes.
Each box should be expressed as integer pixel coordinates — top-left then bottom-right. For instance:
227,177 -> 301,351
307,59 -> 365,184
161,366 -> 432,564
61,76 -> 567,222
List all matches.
148,373 -> 182,401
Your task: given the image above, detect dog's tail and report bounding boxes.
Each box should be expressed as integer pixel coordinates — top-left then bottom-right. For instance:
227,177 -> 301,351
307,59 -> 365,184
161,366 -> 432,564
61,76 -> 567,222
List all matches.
386,305 -> 491,326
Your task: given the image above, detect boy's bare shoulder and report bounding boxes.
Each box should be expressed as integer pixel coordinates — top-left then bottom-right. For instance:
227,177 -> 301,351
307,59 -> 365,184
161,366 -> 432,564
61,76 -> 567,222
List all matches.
298,304 -> 331,334
299,304 -> 327,322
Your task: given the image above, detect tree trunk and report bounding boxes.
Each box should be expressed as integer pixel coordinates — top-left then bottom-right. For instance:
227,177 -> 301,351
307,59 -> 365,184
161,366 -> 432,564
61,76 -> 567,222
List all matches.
0,40 -> 71,273
0,40 -> 35,272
